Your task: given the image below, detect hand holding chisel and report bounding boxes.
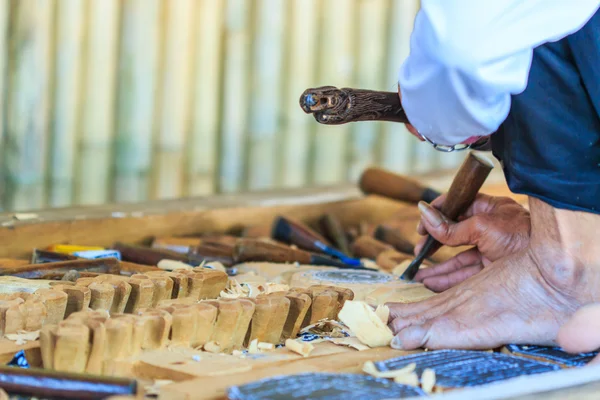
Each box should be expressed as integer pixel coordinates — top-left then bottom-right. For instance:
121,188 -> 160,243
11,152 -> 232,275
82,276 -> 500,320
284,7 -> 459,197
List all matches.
400,152 -> 494,281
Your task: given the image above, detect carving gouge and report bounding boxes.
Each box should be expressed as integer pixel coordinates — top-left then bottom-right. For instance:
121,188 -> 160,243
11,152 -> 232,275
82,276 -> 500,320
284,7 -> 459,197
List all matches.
400,152 -> 494,281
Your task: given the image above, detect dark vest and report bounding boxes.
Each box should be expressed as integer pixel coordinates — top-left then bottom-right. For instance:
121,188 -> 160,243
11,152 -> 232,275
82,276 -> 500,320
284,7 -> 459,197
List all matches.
492,9 -> 600,214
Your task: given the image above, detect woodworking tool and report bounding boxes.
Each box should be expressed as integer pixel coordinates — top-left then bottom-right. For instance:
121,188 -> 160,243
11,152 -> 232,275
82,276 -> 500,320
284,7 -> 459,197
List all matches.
359,167 -> 441,205
401,152 -> 494,281
272,216 -> 364,267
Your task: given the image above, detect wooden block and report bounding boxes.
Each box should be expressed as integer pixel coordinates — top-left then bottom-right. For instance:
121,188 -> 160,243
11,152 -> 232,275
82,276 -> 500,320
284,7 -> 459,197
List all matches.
53,322 -> 91,373
22,298 -> 47,331
261,295 -> 290,345
103,317 -> 134,375
111,314 -> 145,358
32,289 -> 68,325
206,300 -> 242,353
181,268 -> 227,300
2,300 -> 25,334
191,303 -> 217,348
167,306 -> 197,347
53,285 -> 91,318
75,277 -> 96,287
40,324 -> 57,369
308,285 -> 354,320
281,292 -> 311,340
230,299 -> 255,350
291,288 -> 337,326
138,309 -> 172,350
86,282 -> 115,311
92,276 -> 132,314
157,297 -> 197,307
124,277 -> 154,313
84,319 -> 107,375
146,271 -> 188,299
132,273 -> 173,306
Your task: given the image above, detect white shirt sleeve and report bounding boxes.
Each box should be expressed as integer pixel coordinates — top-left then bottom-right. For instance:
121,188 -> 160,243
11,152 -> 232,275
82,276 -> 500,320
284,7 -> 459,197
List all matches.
398,0 -> 600,145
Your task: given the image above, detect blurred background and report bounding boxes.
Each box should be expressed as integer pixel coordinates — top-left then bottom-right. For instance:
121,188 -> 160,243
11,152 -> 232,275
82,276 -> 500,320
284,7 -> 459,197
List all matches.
0,0 -> 465,212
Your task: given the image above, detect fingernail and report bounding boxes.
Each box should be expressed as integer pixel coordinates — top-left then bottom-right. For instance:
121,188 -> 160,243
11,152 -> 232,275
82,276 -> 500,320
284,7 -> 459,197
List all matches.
391,335 -> 403,349
418,201 -> 443,227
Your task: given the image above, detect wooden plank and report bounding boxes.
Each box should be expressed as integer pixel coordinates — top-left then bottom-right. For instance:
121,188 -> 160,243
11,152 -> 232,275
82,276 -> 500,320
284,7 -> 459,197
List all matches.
347,0 -> 388,182
278,0 -> 319,188
219,0 -> 252,193
48,0 -> 85,208
4,0 -> 55,211
0,1 -> 9,212
311,0 -> 357,185
159,347 -> 414,400
76,0 -> 120,206
187,0 -> 225,196
113,0 -> 162,203
246,0 -> 286,191
380,0 -> 418,175
153,0 -> 195,200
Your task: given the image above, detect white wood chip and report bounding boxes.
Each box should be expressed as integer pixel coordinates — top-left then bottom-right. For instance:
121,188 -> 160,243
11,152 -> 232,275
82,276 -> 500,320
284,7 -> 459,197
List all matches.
338,301 -> 393,348
421,368 -> 436,393
285,339 -> 314,357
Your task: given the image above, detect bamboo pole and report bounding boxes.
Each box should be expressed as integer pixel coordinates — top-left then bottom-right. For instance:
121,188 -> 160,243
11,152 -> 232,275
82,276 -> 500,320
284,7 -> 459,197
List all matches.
4,0 -> 54,211
113,0 -> 161,203
75,0 -> 120,206
219,0 -> 252,194
278,0 -> 319,189
311,0 -> 356,185
246,0 -> 286,191
347,0 -> 388,182
188,0 -> 225,196
153,0 -> 195,200
0,1 -> 9,212
48,0 -> 85,208
380,0 -> 419,175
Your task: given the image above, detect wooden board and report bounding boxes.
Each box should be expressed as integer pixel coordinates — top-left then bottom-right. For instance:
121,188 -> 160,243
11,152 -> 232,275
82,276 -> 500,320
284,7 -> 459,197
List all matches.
159,346 -> 418,400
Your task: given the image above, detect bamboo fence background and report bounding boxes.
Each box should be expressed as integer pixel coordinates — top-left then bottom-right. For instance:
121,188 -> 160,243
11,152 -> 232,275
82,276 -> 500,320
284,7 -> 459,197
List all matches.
0,0 -> 465,212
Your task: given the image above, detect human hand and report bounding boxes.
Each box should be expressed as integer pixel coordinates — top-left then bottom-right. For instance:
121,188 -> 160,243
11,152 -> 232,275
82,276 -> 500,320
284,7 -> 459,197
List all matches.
413,193 -> 531,292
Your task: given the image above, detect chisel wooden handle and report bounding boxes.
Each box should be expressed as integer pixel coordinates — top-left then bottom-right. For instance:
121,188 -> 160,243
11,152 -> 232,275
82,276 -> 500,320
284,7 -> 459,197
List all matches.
401,152 -> 494,280
299,87 -> 408,125
359,167 -> 441,204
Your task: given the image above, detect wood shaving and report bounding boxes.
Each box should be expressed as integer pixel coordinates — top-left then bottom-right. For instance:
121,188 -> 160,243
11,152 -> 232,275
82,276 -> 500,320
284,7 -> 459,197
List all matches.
328,337 -> 369,351
12,213 -> 39,221
264,282 -> 289,294
338,301 -> 393,348
203,341 -> 221,353
257,342 -> 274,351
220,279 -> 246,298
285,339 -> 314,357
232,350 -> 245,357
374,304 -> 390,324
394,372 -> 420,387
363,361 -> 416,379
5,330 -> 40,345
248,339 -> 260,354
158,259 -> 194,271
421,368 -> 436,393
299,319 -> 349,338
203,262 -> 227,272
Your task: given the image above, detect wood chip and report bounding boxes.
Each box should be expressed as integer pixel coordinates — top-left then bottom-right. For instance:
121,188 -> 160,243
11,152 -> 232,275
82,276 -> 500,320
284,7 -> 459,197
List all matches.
285,339 -> 313,357
5,330 -> 40,345
421,368 -> 436,393
338,301 -> 393,348
248,339 -> 259,354
328,337 -> 370,351
392,260 -> 412,276
257,342 -> 274,351
363,361 -> 416,379
394,372 -> 419,386
374,304 -> 390,324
